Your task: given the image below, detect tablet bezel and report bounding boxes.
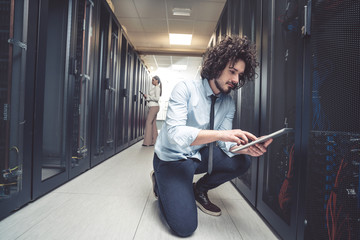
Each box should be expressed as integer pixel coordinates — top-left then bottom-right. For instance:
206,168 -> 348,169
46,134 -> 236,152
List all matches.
230,128 -> 293,152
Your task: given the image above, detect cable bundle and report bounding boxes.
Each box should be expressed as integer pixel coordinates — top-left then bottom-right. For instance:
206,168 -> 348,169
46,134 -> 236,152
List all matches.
326,158 -> 351,240
278,144 -> 295,212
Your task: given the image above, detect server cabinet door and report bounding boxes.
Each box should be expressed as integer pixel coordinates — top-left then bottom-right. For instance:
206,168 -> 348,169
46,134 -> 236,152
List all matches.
67,0 -> 95,179
0,0 -> 32,219
230,0 -> 261,206
138,66 -> 146,137
257,0 -> 303,239
134,58 -> 141,141
115,34 -> 128,151
32,0 -> 72,198
126,46 -> 134,144
90,4 -> 116,166
104,19 -> 118,152
299,1 -> 360,239
129,56 -> 138,144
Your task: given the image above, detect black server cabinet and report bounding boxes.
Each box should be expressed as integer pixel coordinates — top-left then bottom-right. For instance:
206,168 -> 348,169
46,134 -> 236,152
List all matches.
138,65 -> 146,138
135,62 -> 141,140
126,45 -> 135,145
131,57 -> 139,143
256,0 -> 303,239
90,3 -> 116,167
125,43 -> 134,146
67,0 -> 95,179
32,0 -> 73,198
297,1 -> 360,239
129,55 -> 138,145
0,0 -> 34,220
116,33 -> 128,151
229,0 -> 261,206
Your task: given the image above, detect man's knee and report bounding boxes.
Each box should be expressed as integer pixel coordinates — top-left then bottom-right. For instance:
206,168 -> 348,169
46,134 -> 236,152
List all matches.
170,220 -> 197,237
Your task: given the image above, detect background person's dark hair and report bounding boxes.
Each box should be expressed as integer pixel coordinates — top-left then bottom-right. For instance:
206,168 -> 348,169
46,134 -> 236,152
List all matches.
200,36 -> 258,89
153,75 -> 162,96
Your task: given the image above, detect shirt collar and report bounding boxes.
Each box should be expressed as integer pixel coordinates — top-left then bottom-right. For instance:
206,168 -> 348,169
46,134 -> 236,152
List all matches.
203,79 -> 222,98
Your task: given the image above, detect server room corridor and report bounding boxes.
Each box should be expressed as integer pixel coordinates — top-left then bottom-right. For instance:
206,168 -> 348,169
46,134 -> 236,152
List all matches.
0,141 -> 278,240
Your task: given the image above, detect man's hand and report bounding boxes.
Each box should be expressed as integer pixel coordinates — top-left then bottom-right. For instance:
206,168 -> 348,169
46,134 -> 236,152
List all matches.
230,136 -> 273,157
218,129 -> 257,145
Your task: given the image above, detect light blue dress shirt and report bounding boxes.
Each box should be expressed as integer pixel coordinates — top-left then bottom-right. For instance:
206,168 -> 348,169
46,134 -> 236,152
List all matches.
154,79 -> 238,162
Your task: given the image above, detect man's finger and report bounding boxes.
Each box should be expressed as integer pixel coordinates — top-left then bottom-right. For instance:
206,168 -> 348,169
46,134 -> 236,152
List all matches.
262,138 -> 273,148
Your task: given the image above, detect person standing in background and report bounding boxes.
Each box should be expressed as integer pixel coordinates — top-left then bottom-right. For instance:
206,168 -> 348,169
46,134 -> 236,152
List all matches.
142,76 -> 162,146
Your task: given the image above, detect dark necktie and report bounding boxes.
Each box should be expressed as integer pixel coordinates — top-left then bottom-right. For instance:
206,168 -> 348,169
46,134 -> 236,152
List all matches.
208,95 -> 217,174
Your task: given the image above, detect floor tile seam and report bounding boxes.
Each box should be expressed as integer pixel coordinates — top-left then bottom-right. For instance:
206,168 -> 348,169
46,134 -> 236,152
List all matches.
53,191 -> 149,198
131,189 -> 152,240
219,197 -> 245,240
12,196 -> 74,240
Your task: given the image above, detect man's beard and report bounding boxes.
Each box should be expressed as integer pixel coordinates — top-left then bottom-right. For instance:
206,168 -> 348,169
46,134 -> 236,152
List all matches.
214,79 -> 235,94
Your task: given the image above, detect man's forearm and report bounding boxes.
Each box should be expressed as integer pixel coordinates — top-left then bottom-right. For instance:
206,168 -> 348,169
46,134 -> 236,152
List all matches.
190,130 -> 221,146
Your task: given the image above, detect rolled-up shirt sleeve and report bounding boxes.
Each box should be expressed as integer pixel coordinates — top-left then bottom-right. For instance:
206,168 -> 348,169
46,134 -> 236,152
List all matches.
165,82 -> 201,148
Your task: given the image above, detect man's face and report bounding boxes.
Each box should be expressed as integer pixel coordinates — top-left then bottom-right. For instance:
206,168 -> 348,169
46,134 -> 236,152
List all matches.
212,60 -> 245,95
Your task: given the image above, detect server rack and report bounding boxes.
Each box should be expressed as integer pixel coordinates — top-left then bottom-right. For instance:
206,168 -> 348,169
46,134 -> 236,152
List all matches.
90,2 -> 115,167
131,57 -> 139,144
1,0 -> 151,220
211,0 -> 359,239
0,0 -> 33,219
297,1 -> 360,239
227,0 -> 262,206
67,0 -> 95,179
126,45 -> 135,145
32,0 -> 73,198
257,0 -> 303,238
115,33 -> 128,151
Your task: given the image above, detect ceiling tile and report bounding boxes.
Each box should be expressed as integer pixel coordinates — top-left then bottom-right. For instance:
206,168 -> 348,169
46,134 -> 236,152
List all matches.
194,2 -> 225,21
141,19 -> 168,33
112,0 -> 138,18
194,20 -> 216,35
127,32 -> 170,48
190,34 -> 211,49
134,0 -> 166,18
118,18 -> 144,32
171,56 -> 188,65
168,19 -> 194,34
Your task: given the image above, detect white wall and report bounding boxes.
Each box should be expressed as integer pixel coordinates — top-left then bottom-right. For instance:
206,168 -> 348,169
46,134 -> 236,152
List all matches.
152,64 -> 202,120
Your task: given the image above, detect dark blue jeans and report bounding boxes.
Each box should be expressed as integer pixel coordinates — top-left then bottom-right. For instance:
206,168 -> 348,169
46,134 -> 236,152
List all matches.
152,146 -> 251,237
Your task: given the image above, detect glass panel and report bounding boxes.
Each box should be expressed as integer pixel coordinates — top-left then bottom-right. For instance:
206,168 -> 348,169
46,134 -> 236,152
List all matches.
130,56 -> 137,141
261,0 -> 300,224
0,0 -> 27,200
71,0 -> 93,167
104,20 -> 117,147
126,46 -> 133,142
93,5 -> 108,157
304,0 -> 360,239
41,0 -> 68,180
116,35 -> 128,147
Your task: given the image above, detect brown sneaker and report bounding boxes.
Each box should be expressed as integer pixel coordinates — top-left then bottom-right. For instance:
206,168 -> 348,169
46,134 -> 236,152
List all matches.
150,170 -> 158,200
193,183 -> 221,216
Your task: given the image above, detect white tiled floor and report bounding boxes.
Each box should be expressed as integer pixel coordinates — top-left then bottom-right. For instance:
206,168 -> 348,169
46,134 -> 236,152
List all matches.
0,142 -> 279,240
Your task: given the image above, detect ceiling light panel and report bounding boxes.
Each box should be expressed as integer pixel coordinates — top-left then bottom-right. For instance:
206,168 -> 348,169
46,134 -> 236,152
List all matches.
169,33 -> 192,45
172,7 -> 191,16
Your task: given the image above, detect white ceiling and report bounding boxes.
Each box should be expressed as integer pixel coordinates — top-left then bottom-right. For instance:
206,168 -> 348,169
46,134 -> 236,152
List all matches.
111,0 -> 226,78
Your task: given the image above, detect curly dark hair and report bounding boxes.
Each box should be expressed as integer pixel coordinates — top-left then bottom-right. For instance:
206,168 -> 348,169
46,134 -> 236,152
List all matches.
200,36 -> 258,89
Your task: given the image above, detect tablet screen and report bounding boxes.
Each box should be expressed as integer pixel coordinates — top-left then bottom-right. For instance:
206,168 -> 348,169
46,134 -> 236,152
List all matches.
230,128 -> 293,152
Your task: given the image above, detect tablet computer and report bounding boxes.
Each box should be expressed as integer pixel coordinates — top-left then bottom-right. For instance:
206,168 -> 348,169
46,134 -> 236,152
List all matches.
230,128 -> 293,152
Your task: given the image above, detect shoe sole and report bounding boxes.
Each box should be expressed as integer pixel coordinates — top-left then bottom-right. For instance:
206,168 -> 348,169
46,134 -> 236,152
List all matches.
195,200 -> 222,216
150,170 -> 158,200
